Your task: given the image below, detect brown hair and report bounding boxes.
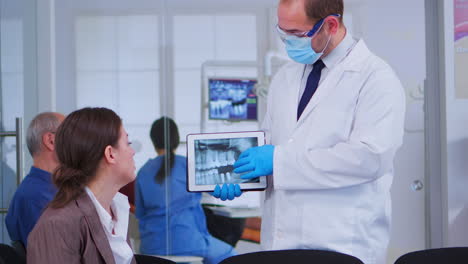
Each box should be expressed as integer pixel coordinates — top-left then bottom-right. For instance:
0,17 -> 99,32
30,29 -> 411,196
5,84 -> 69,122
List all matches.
304,0 -> 344,23
50,107 -> 122,208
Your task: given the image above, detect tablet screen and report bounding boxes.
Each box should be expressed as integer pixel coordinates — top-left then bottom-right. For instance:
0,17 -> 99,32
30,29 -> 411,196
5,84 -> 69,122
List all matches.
194,137 -> 259,185
187,131 -> 267,192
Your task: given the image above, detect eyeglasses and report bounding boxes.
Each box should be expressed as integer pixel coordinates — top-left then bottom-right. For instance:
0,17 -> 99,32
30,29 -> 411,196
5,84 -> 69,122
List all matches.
276,14 -> 341,41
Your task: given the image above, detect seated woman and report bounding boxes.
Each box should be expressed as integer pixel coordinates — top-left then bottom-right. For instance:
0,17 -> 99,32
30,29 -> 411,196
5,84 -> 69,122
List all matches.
135,117 -> 236,264
27,107 -> 136,264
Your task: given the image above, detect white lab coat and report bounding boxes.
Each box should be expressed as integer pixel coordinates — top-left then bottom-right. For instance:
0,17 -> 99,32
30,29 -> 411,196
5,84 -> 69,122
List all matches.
260,39 -> 406,264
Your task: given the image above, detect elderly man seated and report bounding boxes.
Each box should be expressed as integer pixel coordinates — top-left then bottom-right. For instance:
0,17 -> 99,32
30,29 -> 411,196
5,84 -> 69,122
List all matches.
5,112 -> 64,247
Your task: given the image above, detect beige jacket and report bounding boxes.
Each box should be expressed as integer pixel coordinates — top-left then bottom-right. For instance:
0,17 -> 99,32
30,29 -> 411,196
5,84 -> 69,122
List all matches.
27,192 -> 137,264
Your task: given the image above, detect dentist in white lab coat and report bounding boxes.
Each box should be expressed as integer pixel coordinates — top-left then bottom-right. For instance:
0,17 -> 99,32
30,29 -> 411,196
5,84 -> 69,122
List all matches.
213,0 -> 405,263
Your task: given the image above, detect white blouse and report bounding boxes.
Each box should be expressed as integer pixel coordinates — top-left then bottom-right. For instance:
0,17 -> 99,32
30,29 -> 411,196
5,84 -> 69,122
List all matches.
85,187 -> 134,264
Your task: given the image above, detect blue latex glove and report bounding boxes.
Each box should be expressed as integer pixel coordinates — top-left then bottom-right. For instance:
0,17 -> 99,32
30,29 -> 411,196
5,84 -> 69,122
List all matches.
233,145 -> 274,179
212,184 -> 242,201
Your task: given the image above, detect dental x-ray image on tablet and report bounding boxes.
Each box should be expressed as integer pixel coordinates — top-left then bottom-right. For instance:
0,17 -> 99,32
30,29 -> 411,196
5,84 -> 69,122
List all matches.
195,137 -> 257,185
186,131 -> 267,192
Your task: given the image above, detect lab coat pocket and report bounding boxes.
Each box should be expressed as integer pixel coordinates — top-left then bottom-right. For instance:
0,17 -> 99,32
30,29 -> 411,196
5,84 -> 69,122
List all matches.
307,109 -> 352,148
301,199 -> 356,254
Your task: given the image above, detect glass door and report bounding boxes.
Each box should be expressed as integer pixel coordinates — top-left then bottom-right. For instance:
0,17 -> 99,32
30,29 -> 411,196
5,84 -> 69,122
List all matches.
0,0 -> 31,244
0,119 -> 23,244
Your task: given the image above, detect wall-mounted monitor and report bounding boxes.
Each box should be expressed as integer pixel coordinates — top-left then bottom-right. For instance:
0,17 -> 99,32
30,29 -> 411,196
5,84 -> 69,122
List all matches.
208,78 -> 258,121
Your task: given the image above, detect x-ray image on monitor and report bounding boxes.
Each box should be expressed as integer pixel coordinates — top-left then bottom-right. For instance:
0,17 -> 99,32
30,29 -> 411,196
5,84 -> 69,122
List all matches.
194,137 -> 258,185
208,78 -> 258,121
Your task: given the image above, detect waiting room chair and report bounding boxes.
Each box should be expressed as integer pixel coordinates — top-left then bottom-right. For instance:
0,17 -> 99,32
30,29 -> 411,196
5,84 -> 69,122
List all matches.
219,249 -> 364,264
0,243 -> 25,264
135,254 -> 177,264
394,247 -> 468,264
11,240 -> 26,263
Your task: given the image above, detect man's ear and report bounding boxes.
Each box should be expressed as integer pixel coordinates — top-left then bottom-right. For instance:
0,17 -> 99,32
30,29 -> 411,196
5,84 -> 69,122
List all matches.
42,132 -> 55,152
103,145 -> 117,164
325,16 -> 339,34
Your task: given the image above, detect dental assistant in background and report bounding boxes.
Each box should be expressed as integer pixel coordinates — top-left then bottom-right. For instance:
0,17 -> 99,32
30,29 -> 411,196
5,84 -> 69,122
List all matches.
213,0 -> 406,263
135,117 -> 236,264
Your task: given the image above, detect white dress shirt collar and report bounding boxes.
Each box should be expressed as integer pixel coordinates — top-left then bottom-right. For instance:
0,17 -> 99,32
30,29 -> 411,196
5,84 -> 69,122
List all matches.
85,187 -> 133,264
321,30 -> 356,69
299,32 -> 357,102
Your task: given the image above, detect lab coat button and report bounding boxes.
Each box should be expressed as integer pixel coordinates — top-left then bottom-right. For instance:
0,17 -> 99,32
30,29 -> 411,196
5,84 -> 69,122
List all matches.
288,138 -> 293,143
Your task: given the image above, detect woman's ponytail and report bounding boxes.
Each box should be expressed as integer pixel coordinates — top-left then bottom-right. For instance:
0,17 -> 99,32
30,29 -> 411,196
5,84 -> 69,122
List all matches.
155,151 -> 176,184
50,165 -> 87,208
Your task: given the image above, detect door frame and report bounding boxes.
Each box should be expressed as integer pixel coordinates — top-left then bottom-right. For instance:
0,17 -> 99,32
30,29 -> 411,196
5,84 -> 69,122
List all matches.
424,0 -> 446,248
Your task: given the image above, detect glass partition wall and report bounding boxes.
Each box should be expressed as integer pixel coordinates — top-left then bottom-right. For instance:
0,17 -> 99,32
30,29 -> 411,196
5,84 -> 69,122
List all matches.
53,0 -> 273,258
0,0 -> 32,244
0,1 -> 434,263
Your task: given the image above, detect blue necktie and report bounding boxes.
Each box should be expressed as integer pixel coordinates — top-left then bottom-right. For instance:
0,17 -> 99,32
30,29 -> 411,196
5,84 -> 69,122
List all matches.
297,60 -> 326,120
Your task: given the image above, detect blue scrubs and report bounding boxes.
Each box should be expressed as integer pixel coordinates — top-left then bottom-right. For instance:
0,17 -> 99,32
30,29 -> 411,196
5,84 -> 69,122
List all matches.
5,167 -> 57,246
135,155 -> 236,264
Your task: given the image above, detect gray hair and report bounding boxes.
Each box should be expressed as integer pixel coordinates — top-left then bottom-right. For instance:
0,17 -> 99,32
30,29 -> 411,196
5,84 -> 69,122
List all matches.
26,112 -> 61,157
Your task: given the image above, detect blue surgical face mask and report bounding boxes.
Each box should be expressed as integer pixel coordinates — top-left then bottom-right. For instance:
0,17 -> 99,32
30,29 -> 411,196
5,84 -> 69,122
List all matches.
284,25 -> 331,64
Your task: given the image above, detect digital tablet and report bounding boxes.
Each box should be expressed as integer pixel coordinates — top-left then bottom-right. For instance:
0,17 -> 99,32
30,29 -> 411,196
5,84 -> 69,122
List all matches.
186,131 -> 267,192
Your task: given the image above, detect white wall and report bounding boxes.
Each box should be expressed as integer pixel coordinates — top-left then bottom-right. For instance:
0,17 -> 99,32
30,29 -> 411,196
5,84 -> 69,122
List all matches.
347,0 -> 427,262
74,14 -> 161,170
